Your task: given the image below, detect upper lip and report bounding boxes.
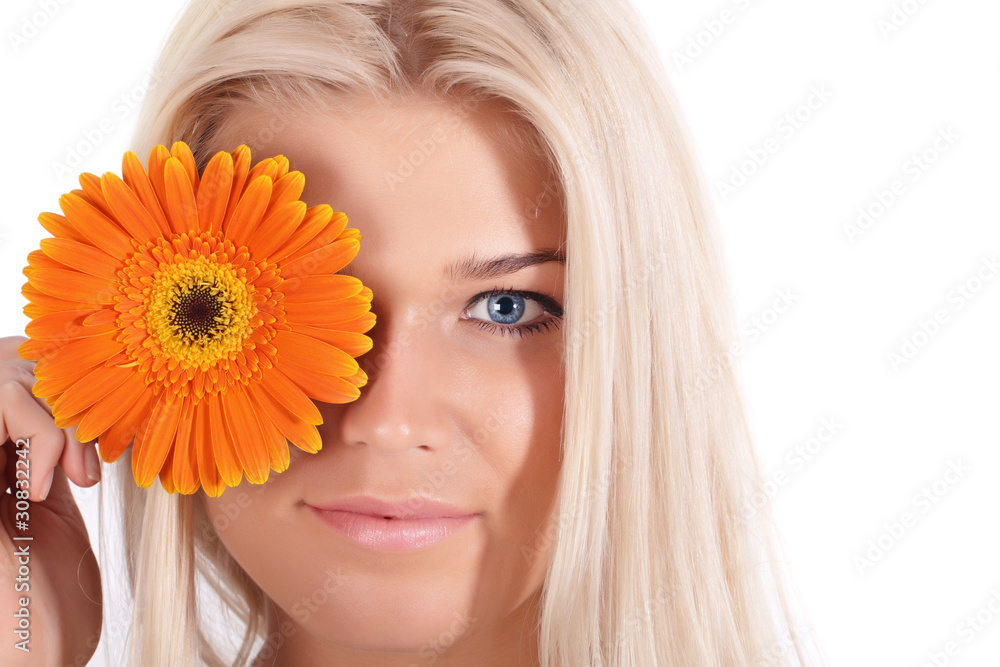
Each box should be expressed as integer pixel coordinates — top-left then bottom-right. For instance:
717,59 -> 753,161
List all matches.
307,495 -> 477,520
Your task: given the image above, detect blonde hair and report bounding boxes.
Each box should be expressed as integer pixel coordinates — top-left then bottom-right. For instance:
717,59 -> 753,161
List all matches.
99,0 -> 827,664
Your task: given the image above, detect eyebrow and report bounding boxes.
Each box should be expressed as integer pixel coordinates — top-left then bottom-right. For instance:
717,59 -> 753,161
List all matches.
445,249 -> 566,282
336,248 -> 566,280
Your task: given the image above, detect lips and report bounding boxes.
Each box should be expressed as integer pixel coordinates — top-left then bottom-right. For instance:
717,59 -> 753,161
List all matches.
307,495 -> 479,552
309,495 -> 475,519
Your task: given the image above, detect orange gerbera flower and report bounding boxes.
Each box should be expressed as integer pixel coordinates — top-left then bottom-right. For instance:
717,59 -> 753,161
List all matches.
19,141 -> 375,497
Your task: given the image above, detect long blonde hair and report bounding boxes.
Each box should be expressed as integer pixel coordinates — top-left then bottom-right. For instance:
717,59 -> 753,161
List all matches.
99,0 -> 826,664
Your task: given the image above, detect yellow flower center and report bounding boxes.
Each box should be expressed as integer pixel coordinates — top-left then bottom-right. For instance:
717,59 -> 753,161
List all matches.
114,231 -> 285,400
146,256 -> 256,367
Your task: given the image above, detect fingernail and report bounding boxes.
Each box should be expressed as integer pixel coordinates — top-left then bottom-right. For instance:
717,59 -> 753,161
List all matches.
40,470 -> 54,500
84,447 -> 102,483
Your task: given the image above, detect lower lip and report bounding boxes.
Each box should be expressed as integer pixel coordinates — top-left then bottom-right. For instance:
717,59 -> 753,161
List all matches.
309,507 -> 477,553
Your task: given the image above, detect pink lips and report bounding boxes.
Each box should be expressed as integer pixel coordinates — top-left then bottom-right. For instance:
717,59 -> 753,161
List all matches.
307,496 -> 478,553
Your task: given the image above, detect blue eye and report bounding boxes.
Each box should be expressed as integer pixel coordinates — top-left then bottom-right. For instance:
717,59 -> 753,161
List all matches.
464,287 -> 563,339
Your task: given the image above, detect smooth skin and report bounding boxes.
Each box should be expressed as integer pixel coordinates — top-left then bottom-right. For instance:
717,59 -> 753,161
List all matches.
0,93 -> 566,666
205,96 -> 567,666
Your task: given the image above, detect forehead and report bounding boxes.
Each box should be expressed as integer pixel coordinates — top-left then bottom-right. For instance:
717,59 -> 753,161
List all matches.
208,96 -> 565,269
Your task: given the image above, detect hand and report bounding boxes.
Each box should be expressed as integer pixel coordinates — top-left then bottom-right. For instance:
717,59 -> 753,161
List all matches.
0,336 -> 103,666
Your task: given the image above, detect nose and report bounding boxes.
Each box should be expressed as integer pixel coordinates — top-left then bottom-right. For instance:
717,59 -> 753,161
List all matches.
320,308 -> 450,455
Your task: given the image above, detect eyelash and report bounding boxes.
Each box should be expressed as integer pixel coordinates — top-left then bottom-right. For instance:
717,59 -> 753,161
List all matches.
464,286 -> 564,339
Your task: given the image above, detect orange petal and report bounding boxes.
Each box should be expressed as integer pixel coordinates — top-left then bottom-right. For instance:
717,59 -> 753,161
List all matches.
76,371 -> 148,443
208,391 -> 243,488
147,145 -> 171,207
272,155 -> 290,180
98,388 -> 153,463
78,172 -> 115,219
24,304 -> 56,319
196,150 -> 234,235
101,172 -> 161,243
257,366 -> 322,425
28,268 -> 117,306
278,360 -> 360,404
132,392 -> 184,488
284,214 -> 354,265
246,157 -> 280,184
284,302 -> 374,328
247,380 -> 322,454
21,283 -> 97,313
83,309 -> 119,327
281,238 -> 360,280
279,274 -> 364,303
273,329 -> 357,377
171,141 -> 200,191
222,386 -> 269,484
194,401 -> 224,497
163,157 -> 200,235
32,366 -> 92,400
33,334 -> 120,380
26,248 -> 66,272
51,364 -> 131,425
25,308 -> 117,341
288,323 -> 372,357
17,337 -> 57,363
269,206 -> 341,264
336,313 -> 375,333
57,193 -> 133,259
40,238 -> 121,280
223,145 -> 252,228
254,398 -> 290,473
247,201 -> 306,260
170,397 -> 200,495
263,171 -> 305,217
158,446 -> 178,494
37,211 -> 89,244
344,365 -> 368,388
122,150 -> 170,236
223,175 -> 272,246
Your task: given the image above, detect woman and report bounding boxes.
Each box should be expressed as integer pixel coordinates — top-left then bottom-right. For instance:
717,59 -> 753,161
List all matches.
0,0 -> 826,664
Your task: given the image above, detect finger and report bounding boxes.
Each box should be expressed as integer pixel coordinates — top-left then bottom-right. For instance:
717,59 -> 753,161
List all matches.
0,380 -> 69,502
0,336 -> 27,361
58,424 -> 100,488
0,356 -> 52,414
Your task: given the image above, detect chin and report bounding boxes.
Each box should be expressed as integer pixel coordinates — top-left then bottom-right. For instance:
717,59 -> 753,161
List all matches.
296,575 -> 480,653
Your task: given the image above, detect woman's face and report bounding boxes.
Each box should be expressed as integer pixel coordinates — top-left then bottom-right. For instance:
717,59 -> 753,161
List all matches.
200,95 -> 565,665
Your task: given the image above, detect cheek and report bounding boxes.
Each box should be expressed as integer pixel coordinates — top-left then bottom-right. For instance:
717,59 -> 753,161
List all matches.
458,354 -> 564,607
198,485 -> 316,609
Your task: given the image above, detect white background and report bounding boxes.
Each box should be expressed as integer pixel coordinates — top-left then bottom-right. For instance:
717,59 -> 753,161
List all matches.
2,1 -> 999,666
